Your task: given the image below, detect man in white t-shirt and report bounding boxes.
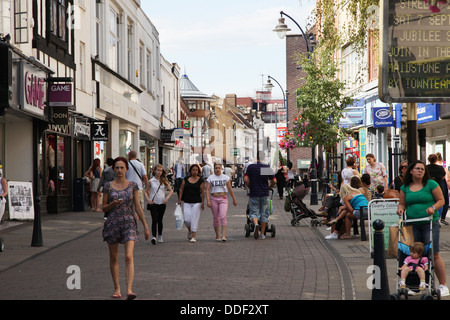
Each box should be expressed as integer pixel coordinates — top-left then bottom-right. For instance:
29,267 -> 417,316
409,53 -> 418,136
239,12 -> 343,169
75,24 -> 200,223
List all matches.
126,150 -> 148,211
202,161 -> 212,179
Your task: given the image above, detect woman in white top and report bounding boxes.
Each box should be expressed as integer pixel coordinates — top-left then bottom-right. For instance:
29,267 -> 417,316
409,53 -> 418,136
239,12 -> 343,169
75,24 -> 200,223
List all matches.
0,175 -> 8,224
341,156 -> 357,185
144,164 -> 174,244
206,163 -> 237,241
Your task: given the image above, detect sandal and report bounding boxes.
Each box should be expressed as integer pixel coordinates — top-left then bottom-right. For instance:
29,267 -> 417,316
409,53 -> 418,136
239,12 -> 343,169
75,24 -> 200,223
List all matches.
112,292 -> 122,299
126,293 -> 137,300
340,234 -> 351,240
326,219 -> 337,226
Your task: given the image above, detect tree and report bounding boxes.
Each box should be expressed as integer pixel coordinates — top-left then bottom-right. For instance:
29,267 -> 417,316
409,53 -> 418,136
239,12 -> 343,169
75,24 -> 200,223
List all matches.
290,50 -> 354,149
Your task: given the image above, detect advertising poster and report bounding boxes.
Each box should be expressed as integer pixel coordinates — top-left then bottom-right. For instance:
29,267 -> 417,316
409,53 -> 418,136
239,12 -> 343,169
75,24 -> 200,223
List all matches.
7,181 -> 34,221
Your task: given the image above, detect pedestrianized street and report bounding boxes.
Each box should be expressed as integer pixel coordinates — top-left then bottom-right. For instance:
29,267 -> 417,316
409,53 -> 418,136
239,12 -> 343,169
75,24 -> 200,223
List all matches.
3,187 -> 450,303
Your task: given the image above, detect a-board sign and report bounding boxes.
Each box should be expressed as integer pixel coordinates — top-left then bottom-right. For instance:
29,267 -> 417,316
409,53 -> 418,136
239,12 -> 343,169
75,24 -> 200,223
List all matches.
7,181 -> 34,221
379,0 -> 450,102
368,199 -> 399,254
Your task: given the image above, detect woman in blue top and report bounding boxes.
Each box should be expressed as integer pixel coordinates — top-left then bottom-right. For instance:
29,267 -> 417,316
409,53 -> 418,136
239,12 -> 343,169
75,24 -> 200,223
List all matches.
342,183 -> 369,239
325,183 -> 368,240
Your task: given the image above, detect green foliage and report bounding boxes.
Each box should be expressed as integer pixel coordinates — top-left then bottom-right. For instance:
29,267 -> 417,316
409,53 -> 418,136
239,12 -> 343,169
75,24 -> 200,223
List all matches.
292,51 -> 354,149
317,0 -> 380,53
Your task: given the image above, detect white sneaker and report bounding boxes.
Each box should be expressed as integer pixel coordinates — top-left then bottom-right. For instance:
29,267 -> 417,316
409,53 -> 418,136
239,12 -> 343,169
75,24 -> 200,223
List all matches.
151,237 -> 156,245
158,235 -> 163,243
325,233 -> 338,240
439,285 -> 449,297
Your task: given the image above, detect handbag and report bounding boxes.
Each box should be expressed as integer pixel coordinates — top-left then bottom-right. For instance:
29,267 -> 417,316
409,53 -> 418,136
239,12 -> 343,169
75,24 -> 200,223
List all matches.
388,220 -> 414,258
384,188 -> 400,199
146,183 -> 162,210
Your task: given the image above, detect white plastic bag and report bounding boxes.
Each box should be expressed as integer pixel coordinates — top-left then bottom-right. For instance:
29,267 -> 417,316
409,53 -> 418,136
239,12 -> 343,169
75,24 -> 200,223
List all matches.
174,204 -> 183,230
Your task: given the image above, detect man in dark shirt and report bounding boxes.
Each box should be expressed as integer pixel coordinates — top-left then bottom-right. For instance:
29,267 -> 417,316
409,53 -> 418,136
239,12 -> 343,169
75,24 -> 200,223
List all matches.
244,151 -> 276,239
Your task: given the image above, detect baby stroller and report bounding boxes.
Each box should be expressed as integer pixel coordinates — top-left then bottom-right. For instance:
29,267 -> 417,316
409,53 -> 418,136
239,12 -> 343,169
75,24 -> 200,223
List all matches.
244,189 -> 276,238
288,184 -> 321,227
391,215 -> 440,300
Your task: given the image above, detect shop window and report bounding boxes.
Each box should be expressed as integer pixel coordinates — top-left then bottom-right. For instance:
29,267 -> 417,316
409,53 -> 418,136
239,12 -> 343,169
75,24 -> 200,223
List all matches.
119,130 -> 133,157
45,134 -> 70,196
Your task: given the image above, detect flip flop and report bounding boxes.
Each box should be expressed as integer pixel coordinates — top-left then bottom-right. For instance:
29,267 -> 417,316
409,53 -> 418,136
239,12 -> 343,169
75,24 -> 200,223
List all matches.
126,293 -> 137,300
112,293 -> 122,299
340,234 -> 351,240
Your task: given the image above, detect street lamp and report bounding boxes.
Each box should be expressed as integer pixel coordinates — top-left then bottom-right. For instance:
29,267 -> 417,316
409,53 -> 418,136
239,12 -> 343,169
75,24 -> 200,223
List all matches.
265,76 -> 289,162
273,10 -> 319,205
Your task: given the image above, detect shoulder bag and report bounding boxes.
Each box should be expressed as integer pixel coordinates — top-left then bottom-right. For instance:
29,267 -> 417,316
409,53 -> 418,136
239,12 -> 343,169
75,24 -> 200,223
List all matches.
147,182 -> 162,210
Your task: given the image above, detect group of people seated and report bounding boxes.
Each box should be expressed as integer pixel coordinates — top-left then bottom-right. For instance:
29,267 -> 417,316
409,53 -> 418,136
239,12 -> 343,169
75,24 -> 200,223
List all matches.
318,156 -> 372,240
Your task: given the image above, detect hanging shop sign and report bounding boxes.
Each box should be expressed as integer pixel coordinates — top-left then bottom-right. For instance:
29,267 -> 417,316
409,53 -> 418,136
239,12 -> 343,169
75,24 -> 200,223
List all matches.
380,0 -> 450,102
417,103 -> 439,124
91,122 -> 109,141
373,106 -> 394,128
51,106 -> 69,125
49,83 -> 72,107
339,107 -> 365,128
161,129 -> 175,143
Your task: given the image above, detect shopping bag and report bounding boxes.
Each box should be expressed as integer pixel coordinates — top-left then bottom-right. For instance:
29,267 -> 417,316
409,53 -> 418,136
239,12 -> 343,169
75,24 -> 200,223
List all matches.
284,196 -> 291,212
174,204 -> 183,230
388,222 -> 414,258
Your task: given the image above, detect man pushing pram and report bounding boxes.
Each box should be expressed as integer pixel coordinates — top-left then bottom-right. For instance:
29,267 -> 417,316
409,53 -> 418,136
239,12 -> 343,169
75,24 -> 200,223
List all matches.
244,151 -> 276,240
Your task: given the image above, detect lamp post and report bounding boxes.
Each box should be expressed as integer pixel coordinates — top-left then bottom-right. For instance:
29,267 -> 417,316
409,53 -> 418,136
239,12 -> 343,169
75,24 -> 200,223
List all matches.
265,76 -> 288,163
273,10 -> 319,205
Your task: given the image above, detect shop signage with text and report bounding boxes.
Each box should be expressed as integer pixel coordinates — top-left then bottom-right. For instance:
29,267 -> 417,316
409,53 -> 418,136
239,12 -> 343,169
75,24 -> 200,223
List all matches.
49,83 -> 72,107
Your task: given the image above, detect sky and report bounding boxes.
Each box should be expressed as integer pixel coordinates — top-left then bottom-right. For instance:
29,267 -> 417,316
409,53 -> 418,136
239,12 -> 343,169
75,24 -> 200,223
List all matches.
141,0 -> 316,100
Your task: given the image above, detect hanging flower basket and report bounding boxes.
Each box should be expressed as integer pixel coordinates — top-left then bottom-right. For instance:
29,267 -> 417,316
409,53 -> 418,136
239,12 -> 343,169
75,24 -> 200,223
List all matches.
279,132 -> 297,150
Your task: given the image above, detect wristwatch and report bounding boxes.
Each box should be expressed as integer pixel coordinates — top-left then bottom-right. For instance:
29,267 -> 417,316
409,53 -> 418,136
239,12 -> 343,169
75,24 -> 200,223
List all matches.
432,206 -> 436,211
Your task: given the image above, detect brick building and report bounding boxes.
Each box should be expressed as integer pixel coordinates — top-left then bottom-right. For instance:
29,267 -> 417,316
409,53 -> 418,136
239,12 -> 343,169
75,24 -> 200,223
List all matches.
286,34 -> 312,172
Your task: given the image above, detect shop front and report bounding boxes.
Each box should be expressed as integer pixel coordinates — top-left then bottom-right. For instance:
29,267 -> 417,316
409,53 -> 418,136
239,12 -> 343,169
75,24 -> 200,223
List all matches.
0,44 -> 54,219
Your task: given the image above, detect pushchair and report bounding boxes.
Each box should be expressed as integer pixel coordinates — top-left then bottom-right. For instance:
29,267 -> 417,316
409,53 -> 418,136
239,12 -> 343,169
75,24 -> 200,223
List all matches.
244,189 -> 276,238
391,215 -> 440,300
287,184 -> 321,227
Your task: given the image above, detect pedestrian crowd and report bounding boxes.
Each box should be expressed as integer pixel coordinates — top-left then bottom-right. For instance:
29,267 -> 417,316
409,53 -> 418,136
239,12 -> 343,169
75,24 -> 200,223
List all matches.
86,150 -> 450,299
95,152 -> 276,299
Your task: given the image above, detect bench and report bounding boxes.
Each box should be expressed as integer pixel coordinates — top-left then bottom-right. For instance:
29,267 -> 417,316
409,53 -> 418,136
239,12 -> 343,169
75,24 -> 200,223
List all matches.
352,206 -> 368,241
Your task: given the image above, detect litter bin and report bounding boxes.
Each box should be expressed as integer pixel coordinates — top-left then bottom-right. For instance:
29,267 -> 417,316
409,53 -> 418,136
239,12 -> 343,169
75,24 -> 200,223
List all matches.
73,178 -> 85,212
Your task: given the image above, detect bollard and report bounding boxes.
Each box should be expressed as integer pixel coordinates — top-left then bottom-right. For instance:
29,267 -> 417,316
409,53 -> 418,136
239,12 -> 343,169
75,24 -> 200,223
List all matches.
31,196 -> 43,247
371,219 -> 389,300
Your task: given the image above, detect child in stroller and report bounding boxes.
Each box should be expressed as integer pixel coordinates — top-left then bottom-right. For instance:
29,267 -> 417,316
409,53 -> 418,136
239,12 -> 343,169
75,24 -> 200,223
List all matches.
392,216 -> 441,300
288,184 -> 321,227
399,242 -> 428,290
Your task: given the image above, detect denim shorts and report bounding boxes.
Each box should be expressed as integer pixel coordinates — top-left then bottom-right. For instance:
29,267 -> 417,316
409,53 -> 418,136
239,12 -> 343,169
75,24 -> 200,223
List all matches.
249,197 -> 270,223
411,220 -> 440,254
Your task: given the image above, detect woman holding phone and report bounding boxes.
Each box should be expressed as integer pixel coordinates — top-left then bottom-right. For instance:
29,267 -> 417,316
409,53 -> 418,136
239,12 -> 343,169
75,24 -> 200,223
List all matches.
102,157 -> 150,300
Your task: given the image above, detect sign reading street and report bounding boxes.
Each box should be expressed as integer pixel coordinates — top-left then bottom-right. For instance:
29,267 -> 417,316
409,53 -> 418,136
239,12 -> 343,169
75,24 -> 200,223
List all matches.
379,0 -> 450,102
